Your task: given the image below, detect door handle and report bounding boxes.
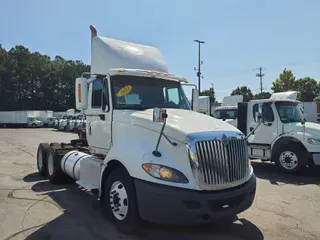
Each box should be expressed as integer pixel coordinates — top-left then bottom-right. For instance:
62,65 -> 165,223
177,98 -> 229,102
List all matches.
99,114 -> 105,121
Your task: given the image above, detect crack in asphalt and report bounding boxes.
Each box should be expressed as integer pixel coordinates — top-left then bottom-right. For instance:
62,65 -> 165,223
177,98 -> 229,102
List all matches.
0,136 -> 35,157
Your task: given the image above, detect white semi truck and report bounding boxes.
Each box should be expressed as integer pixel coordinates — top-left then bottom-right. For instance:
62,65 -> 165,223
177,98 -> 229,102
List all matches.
36,25 -> 256,233
225,91 -> 320,174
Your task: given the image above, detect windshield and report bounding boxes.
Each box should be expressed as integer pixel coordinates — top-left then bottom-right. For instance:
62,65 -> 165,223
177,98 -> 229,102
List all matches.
77,115 -> 83,120
275,101 -> 304,123
62,116 -> 67,119
213,109 -> 237,119
28,117 -> 35,121
111,75 -> 191,110
67,116 -> 73,120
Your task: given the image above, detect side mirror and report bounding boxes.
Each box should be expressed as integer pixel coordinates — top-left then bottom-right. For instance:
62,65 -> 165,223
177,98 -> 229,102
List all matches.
75,77 -> 88,110
153,108 -> 168,123
257,103 -> 263,123
191,88 -> 199,112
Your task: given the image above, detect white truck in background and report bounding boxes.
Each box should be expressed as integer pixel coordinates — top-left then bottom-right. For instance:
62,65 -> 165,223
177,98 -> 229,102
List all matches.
36,25 -> 256,233
227,91 -> 320,174
0,111 -> 44,128
212,95 -> 243,126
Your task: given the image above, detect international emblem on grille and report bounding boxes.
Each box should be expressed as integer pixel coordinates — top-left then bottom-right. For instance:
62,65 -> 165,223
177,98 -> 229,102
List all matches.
221,134 -> 228,145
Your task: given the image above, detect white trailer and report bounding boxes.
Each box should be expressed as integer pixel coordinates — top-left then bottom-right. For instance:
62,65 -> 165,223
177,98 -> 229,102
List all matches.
300,102 -> 317,123
0,111 -> 43,128
36,25 -> 256,233
198,96 -> 211,115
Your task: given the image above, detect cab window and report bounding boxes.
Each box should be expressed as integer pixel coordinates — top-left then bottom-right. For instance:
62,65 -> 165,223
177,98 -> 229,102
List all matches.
92,79 -> 103,108
253,103 -> 274,122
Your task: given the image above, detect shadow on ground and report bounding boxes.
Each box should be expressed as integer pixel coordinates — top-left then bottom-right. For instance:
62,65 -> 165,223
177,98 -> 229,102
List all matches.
252,161 -> 320,186
20,172 -> 264,240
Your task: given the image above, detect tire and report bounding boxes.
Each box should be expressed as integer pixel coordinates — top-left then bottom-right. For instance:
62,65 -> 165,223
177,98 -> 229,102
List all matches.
32,124 -> 36,128
37,143 -> 50,176
46,146 -> 70,184
274,144 -> 306,174
101,168 -> 139,234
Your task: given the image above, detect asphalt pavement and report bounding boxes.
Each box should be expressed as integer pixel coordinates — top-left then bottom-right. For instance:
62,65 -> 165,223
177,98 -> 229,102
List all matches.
0,128 -> 320,240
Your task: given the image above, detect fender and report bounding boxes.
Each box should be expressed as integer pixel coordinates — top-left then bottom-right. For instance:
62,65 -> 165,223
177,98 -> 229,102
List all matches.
271,135 -> 308,163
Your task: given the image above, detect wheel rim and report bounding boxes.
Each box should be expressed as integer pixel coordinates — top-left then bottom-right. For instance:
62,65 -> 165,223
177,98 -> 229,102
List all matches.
47,153 -> 54,176
109,181 -> 129,220
279,150 -> 298,170
37,150 -> 43,170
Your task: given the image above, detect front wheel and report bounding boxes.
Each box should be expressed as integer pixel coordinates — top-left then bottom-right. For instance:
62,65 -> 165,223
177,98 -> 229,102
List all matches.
274,145 -> 305,174
101,168 -> 139,234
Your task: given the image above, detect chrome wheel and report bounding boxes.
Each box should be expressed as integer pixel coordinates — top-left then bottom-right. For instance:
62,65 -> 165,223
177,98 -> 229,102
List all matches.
279,150 -> 298,170
109,181 -> 128,220
47,153 -> 54,176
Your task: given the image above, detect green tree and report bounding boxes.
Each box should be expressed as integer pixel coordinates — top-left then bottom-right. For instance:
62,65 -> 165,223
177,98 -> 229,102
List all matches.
271,68 -> 296,92
200,87 -> 216,103
253,92 -> 272,100
295,77 -> 320,101
231,86 -> 253,102
0,44 -> 90,111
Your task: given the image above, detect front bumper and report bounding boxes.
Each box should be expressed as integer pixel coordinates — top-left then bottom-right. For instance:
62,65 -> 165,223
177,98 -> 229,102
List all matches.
134,174 -> 256,225
312,153 -> 320,165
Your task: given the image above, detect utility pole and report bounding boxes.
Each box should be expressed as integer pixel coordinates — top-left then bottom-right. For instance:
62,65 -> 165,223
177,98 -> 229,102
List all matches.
194,40 -> 205,92
256,67 -> 265,94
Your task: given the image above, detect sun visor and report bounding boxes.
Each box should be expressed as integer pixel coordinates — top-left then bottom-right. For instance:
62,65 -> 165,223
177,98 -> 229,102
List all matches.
270,91 -> 298,100
91,36 -> 168,74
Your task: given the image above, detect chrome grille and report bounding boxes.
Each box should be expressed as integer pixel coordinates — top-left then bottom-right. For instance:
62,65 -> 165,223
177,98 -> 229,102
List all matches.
193,137 -> 248,185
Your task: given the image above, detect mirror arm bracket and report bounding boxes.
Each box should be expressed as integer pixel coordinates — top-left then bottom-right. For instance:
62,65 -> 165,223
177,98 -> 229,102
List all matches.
152,119 -> 167,157
162,133 -> 177,146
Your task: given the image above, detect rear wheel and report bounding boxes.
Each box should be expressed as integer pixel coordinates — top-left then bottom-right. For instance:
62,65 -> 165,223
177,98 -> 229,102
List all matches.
37,143 -> 50,176
101,168 -> 139,234
274,144 -> 305,174
46,146 -> 70,184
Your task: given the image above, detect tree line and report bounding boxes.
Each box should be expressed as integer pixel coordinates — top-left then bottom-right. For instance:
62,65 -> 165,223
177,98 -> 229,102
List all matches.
201,68 -> 320,103
0,44 -> 90,111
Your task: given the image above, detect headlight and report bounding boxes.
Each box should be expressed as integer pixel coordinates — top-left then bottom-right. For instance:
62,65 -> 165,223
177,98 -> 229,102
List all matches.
308,138 -> 320,145
142,163 -> 188,183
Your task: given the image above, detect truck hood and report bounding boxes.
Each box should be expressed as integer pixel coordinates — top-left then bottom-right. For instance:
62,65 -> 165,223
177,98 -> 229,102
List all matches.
113,109 -> 242,143
293,122 -> 320,137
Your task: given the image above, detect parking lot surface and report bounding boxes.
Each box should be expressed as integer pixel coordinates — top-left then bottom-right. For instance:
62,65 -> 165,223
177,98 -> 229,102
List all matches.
0,128 -> 320,240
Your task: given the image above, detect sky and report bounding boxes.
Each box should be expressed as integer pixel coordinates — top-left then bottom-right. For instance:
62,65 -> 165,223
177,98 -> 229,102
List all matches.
1,0 -> 320,101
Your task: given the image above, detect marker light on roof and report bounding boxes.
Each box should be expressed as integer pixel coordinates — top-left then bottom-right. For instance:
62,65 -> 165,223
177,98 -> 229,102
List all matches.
118,69 -> 125,72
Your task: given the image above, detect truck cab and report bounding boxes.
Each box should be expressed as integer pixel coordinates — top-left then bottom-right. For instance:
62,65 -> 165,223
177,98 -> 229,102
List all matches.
236,91 -> 320,173
36,25 -> 256,233
27,117 -> 43,128
212,95 -> 243,126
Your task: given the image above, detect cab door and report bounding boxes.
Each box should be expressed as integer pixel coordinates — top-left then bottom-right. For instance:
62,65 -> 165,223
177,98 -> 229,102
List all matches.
86,77 -> 112,155
247,102 -> 277,160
